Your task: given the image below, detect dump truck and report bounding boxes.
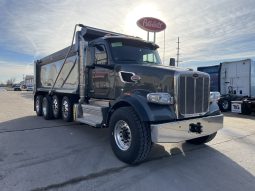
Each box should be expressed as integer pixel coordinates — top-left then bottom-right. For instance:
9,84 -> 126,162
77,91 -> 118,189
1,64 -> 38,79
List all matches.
34,24 -> 223,164
217,59 -> 255,114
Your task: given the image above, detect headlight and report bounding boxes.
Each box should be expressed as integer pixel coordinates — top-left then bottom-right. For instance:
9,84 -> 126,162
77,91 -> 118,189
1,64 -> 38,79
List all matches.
147,93 -> 174,105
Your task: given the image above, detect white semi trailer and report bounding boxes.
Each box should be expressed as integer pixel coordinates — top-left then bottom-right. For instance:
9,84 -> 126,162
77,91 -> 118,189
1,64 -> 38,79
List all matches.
218,59 -> 255,114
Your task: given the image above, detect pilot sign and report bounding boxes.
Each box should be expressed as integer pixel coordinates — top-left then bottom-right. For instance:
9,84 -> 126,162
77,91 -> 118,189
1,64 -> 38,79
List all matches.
231,101 -> 242,113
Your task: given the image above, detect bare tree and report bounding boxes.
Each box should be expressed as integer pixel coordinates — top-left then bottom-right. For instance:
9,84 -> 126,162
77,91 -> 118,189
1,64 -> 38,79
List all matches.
6,77 -> 16,87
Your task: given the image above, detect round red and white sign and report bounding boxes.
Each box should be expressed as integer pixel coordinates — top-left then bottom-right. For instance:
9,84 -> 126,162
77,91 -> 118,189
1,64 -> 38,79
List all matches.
136,17 -> 166,32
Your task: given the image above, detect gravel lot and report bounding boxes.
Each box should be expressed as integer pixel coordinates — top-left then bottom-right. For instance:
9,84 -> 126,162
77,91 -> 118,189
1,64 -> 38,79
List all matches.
0,91 -> 254,191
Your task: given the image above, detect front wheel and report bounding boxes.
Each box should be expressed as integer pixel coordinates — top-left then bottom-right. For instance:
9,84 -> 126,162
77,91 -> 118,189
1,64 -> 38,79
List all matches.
110,107 -> 152,164
186,132 -> 217,145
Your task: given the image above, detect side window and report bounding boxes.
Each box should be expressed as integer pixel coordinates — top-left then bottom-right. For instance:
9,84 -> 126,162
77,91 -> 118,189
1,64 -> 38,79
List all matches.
143,53 -> 156,63
95,45 -> 107,65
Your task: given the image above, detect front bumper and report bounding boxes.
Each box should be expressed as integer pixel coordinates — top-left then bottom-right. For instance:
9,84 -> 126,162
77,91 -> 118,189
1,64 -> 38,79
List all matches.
150,114 -> 223,143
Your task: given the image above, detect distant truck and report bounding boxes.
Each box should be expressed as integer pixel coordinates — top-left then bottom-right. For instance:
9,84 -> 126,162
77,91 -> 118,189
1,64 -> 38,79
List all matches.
34,24 -> 223,164
217,59 -> 255,114
197,65 -> 220,92
12,84 -> 21,91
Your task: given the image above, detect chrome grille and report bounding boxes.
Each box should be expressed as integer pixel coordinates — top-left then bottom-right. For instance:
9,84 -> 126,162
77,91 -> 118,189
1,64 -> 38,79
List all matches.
177,74 -> 209,118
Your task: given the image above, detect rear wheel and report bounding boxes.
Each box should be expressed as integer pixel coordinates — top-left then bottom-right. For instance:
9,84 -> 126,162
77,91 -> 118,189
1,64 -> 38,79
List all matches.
186,132 -> 217,145
241,101 -> 252,115
110,107 -> 152,164
218,99 -> 230,112
35,95 -> 43,116
42,96 -> 53,120
61,96 -> 73,122
52,95 -> 61,119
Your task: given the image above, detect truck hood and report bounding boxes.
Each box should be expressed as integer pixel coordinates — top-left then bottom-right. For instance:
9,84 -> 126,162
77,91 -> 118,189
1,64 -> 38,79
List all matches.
115,64 -> 184,96
114,63 -> 208,98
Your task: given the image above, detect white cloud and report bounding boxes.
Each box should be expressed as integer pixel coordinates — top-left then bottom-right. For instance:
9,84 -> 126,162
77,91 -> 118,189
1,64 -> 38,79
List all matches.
0,60 -> 33,83
0,0 -> 255,70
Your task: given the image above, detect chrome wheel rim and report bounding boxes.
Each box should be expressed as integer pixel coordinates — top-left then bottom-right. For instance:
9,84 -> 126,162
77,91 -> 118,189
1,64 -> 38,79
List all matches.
53,98 -> 58,113
42,99 -> 47,116
62,100 -> 69,118
114,120 -> 132,151
222,100 -> 229,110
36,99 -> 40,112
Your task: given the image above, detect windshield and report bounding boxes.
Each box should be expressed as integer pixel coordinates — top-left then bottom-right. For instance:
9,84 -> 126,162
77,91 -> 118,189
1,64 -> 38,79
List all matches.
107,38 -> 161,65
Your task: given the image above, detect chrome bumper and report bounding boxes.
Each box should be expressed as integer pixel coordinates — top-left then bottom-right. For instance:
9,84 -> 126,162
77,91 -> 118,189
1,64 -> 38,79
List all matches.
150,114 -> 223,143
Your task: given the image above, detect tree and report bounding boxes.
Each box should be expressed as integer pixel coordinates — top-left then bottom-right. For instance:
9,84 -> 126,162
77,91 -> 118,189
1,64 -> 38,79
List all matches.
6,77 -> 16,87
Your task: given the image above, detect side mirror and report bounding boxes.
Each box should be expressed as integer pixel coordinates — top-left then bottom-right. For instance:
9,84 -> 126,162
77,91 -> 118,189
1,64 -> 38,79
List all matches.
169,58 -> 175,66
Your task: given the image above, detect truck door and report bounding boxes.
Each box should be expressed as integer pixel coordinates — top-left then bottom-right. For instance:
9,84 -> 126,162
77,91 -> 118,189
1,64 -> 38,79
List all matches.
89,44 -> 115,99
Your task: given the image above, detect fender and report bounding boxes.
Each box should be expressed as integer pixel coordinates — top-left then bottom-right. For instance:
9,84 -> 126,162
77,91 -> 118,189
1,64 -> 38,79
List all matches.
107,93 -> 176,124
206,102 -> 222,116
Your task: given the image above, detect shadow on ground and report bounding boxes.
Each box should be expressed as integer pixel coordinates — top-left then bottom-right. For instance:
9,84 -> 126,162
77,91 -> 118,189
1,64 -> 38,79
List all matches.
0,115 -> 254,191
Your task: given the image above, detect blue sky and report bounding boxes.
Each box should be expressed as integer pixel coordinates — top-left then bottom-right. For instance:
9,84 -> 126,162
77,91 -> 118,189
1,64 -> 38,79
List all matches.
0,0 -> 255,83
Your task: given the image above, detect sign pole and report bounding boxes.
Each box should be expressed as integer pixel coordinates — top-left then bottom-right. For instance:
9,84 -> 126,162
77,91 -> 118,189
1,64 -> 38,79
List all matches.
163,29 -> 165,65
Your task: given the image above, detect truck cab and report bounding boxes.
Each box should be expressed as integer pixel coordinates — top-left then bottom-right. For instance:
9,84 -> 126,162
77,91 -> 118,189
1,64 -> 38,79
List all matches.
87,36 -> 160,98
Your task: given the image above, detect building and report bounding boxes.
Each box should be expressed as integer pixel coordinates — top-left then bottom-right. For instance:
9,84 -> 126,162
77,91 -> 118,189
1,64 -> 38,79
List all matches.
25,75 -> 34,86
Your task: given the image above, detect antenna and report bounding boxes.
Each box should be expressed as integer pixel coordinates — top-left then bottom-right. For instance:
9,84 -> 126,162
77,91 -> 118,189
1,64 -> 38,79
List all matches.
176,37 -> 180,67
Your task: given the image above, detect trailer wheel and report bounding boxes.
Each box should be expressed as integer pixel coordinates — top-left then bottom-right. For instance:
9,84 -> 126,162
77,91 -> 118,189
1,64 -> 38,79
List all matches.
61,96 -> 73,122
186,132 -> 217,145
35,95 -> 43,116
109,107 -> 152,164
42,96 -> 53,120
241,101 -> 252,115
52,95 -> 61,119
218,99 -> 230,112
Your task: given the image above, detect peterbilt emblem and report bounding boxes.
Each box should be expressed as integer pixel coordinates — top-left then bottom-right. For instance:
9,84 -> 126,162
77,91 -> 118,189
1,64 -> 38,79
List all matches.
193,73 -> 199,78
137,17 -> 166,32
131,75 -> 141,82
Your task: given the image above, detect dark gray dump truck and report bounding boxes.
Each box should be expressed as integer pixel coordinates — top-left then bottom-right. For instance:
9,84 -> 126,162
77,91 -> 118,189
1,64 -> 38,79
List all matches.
34,24 -> 223,164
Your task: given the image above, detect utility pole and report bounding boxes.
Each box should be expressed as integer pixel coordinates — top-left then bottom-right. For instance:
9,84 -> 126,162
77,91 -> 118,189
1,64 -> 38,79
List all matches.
176,37 -> 180,67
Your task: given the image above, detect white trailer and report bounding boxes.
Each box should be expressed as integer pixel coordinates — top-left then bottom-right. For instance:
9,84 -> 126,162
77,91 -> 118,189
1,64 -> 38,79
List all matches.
218,59 -> 255,114
220,59 -> 255,97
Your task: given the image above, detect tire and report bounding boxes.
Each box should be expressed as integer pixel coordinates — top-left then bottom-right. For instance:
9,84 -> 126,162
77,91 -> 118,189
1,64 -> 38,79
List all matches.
61,96 -> 73,122
109,107 -> 152,164
218,99 -> 230,112
241,101 -> 252,115
35,95 -> 43,116
42,96 -> 53,120
186,132 -> 217,145
52,95 -> 61,119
